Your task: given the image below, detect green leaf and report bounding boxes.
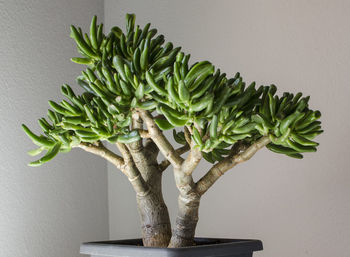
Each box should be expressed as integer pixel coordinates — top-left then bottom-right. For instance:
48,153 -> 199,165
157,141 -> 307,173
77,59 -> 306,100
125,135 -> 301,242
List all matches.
155,119 -> 175,130
117,130 -> 141,143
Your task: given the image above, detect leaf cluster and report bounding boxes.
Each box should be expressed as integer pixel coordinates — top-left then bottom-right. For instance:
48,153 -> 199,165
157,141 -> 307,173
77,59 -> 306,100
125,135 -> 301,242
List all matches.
22,14 -> 323,166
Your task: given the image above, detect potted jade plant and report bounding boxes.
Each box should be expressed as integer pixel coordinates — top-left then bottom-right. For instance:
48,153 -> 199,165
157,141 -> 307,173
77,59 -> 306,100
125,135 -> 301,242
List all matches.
22,14 -> 323,257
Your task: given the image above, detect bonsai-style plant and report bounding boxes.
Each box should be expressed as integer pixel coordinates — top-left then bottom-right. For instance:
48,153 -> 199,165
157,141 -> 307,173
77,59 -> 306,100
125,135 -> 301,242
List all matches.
22,14 -> 323,249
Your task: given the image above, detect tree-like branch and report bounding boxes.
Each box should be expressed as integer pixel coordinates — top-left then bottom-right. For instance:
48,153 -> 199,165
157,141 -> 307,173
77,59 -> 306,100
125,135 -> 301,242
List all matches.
196,136 -> 271,196
181,143 -> 202,176
116,142 -> 150,196
128,113 -> 159,182
78,141 -> 124,171
184,126 -> 192,145
159,144 -> 191,172
116,142 -> 133,165
178,125 -> 202,176
137,109 -> 184,168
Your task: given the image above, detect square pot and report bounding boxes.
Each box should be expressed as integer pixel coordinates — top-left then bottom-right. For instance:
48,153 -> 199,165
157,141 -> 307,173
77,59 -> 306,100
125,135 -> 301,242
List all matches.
80,237 -> 263,257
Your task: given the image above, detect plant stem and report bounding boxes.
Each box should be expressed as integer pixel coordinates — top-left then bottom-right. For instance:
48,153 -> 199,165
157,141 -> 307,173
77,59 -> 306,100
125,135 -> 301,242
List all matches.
136,175 -> 172,247
137,109 -> 184,168
80,125 -> 270,248
158,145 -> 190,172
168,168 -> 200,247
196,136 -> 271,196
78,141 -> 124,171
126,115 -> 172,247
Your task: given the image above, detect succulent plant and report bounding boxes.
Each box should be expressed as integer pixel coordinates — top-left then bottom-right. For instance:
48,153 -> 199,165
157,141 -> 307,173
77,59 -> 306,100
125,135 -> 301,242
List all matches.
23,14 -> 323,248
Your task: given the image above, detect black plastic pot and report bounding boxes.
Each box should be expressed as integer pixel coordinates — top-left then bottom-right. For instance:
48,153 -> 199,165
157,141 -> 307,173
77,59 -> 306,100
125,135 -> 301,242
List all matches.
80,237 -> 263,257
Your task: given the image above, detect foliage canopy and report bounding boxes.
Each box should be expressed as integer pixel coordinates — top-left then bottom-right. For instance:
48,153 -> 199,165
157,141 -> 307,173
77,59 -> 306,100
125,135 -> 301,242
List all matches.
22,14 -> 323,166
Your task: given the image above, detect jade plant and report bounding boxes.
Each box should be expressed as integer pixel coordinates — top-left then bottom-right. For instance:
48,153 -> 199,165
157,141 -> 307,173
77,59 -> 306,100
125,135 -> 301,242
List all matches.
22,14 -> 323,248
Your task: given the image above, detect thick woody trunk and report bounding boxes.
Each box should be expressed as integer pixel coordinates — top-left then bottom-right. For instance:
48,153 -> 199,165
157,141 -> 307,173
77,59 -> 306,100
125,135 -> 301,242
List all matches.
168,169 -> 201,247
136,185 -> 172,247
168,193 -> 201,247
128,138 -> 172,247
81,111 -> 270,248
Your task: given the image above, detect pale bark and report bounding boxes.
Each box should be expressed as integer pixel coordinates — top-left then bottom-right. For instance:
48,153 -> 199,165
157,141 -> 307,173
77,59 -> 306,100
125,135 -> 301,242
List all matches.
137,109 -> 184,168
181,144 -> 202,176
169,139 -> 202,247
196,136 -> 271,196
136,175 -> 171,247
168,136 -> 270,247
116,142 -> 150,196
126,114 -> 172,247
168,168 -> 200,247
78,141 -> 124,171
115,141 -> 171,246
158,145 -> 190,172
78,118 -> 271,248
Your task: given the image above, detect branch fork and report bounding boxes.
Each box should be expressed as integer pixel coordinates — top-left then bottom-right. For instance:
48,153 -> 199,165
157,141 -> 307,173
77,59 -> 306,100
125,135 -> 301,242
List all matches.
78,110 -> 271,248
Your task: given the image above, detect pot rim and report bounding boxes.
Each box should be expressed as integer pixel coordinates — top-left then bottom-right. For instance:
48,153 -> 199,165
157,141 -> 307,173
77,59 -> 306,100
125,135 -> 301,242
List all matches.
80,237 -> 263,257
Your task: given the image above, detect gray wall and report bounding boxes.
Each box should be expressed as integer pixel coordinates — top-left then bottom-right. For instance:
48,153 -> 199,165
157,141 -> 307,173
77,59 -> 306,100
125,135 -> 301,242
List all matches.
105,1 -> 350,257
2,1 -> 349,257
0,1 -> 108,257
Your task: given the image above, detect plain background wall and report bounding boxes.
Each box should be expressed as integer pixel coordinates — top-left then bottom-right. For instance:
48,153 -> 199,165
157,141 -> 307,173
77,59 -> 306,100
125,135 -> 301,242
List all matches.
0,1 -> 108,257
105,1 -> 350,257
2,1 -> 349,257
